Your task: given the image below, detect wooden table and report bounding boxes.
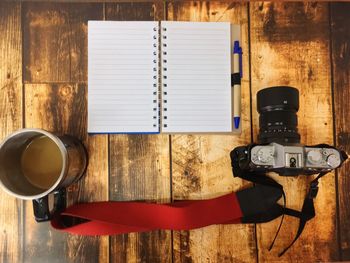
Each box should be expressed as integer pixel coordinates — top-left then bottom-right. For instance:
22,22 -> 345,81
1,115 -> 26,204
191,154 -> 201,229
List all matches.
0,1 -> 349,262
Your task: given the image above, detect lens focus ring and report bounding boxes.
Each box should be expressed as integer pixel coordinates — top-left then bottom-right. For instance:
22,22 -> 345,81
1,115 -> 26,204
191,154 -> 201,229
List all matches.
257,86 -> 300,144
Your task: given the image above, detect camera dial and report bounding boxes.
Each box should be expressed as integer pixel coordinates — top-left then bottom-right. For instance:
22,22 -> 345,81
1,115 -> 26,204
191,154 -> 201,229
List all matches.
327,154 -> 341,168
307,150 -> 322,164
257,147 -> 274,163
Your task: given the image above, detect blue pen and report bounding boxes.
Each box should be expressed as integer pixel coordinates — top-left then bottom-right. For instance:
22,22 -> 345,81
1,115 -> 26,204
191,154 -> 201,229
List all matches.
232,41 -> 242,129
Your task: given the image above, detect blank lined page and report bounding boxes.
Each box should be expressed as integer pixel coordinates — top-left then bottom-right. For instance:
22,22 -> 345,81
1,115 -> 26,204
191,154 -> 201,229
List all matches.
161,21 -> 232,133
88,21 -> 159,133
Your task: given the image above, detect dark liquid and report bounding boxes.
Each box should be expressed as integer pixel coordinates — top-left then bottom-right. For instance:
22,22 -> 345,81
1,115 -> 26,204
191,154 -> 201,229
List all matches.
21,136 -> 63,190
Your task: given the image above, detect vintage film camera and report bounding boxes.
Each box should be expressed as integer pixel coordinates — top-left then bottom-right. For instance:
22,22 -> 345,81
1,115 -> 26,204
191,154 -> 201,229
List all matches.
231,86 -> 348,176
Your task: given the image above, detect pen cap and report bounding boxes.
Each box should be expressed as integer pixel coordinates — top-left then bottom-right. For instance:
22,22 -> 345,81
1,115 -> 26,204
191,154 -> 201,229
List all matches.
233,41 -> 240,53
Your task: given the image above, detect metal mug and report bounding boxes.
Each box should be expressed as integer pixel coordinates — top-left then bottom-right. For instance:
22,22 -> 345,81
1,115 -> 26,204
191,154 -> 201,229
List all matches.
0,128 -> 87,222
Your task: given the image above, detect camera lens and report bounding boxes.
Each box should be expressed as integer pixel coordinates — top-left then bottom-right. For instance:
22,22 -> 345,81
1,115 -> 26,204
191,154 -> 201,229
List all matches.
257,86 -> 300,144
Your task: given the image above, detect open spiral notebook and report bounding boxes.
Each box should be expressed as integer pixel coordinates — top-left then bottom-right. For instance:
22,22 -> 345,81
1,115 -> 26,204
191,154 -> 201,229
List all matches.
88,21 -> 240,134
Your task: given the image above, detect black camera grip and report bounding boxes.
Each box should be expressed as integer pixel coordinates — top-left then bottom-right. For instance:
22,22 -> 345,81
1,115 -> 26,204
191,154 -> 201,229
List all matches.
32,188 -> 66,222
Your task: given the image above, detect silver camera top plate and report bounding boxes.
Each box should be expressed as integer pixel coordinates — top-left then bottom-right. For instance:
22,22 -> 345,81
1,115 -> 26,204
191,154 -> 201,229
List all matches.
251,143 -> 341,170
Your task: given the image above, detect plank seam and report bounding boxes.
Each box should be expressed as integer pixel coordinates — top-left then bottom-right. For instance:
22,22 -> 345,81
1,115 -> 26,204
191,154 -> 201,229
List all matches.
102,4 -> 112,263
19,2 -> 25,262
164,3 -> 174,263
247,3 -> 259,263
328,2 -> 342,261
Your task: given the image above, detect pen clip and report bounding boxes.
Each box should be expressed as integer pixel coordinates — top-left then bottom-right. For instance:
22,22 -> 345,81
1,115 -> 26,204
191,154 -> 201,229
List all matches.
233,41 -> 243,78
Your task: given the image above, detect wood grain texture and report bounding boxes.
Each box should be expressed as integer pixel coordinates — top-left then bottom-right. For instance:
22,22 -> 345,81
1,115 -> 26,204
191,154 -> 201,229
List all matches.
106,2 -> 171,263
23,2 -> 103,83
109,135 -> 172,263
22,3 -> 108,263
250,2 -> 337,262
0,2 -> 23,263
167,2 -> 256,262
24,83 -> 85,263
330,2 -> 350,260
0,2 -> 348,262
20,0 -> 163,2
24,83 -> 109,263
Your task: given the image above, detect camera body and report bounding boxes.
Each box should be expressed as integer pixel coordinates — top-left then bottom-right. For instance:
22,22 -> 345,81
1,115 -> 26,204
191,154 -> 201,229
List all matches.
243,143 -> 342,176
232,86 -> 347,177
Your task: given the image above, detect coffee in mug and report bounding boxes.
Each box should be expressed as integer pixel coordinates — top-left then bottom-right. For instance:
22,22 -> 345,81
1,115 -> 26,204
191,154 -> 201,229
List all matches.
0,128 -> 87,222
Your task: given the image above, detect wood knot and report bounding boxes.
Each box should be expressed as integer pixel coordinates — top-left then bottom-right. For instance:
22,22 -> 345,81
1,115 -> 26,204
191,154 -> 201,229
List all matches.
36,68 -> 42,76
59,85 -> 72,97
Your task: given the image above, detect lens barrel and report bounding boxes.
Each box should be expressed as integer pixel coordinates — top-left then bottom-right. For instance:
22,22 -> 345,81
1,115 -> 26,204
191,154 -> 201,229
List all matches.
257,86 -> 300,144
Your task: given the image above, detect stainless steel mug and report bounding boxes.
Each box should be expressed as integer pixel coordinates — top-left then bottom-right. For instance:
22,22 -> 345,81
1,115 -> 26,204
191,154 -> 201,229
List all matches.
0,128 -> 87,222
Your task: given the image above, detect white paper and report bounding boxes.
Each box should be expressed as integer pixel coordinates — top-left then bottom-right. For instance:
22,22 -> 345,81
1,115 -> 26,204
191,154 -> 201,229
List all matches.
88,21 -> 159,133
161,21 -> 232,133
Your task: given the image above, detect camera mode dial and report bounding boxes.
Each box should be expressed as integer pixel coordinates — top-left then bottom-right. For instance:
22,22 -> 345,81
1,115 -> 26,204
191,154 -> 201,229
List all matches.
307,150 -> 322,164
257,147 -> 274,163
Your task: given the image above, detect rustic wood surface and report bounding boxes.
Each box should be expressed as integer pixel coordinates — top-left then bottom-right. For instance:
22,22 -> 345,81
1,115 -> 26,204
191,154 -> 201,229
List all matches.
0,1 -> 349,263
331,3 -> 350,260
22,2 -> 108,263
167,2 -> 256,263
0,3 -> 23,263
250,2 -> 337,262
106,4 -> 172,263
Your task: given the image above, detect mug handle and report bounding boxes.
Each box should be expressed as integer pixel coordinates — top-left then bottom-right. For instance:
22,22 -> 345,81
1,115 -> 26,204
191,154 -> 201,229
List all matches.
32,188 -> 66,222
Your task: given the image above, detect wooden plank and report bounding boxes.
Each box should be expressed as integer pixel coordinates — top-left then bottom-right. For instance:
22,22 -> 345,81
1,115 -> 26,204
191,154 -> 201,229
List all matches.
106,2 -> 172,263
0,2 -> 23,263
106,1 -> 164,21
109,135 -> 172,263
24,84 -> 109,263
250,2 -> 337,261
22,2 -> 102,83
21,0 -> 161,2
330,2 -> 350,260
167,2 -> 256,262
22,2 -> 108,263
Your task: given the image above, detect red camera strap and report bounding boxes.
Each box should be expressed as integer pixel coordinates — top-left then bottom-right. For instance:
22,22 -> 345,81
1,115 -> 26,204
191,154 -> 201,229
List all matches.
49,143 -> 347,255
51,192 -> 243,235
